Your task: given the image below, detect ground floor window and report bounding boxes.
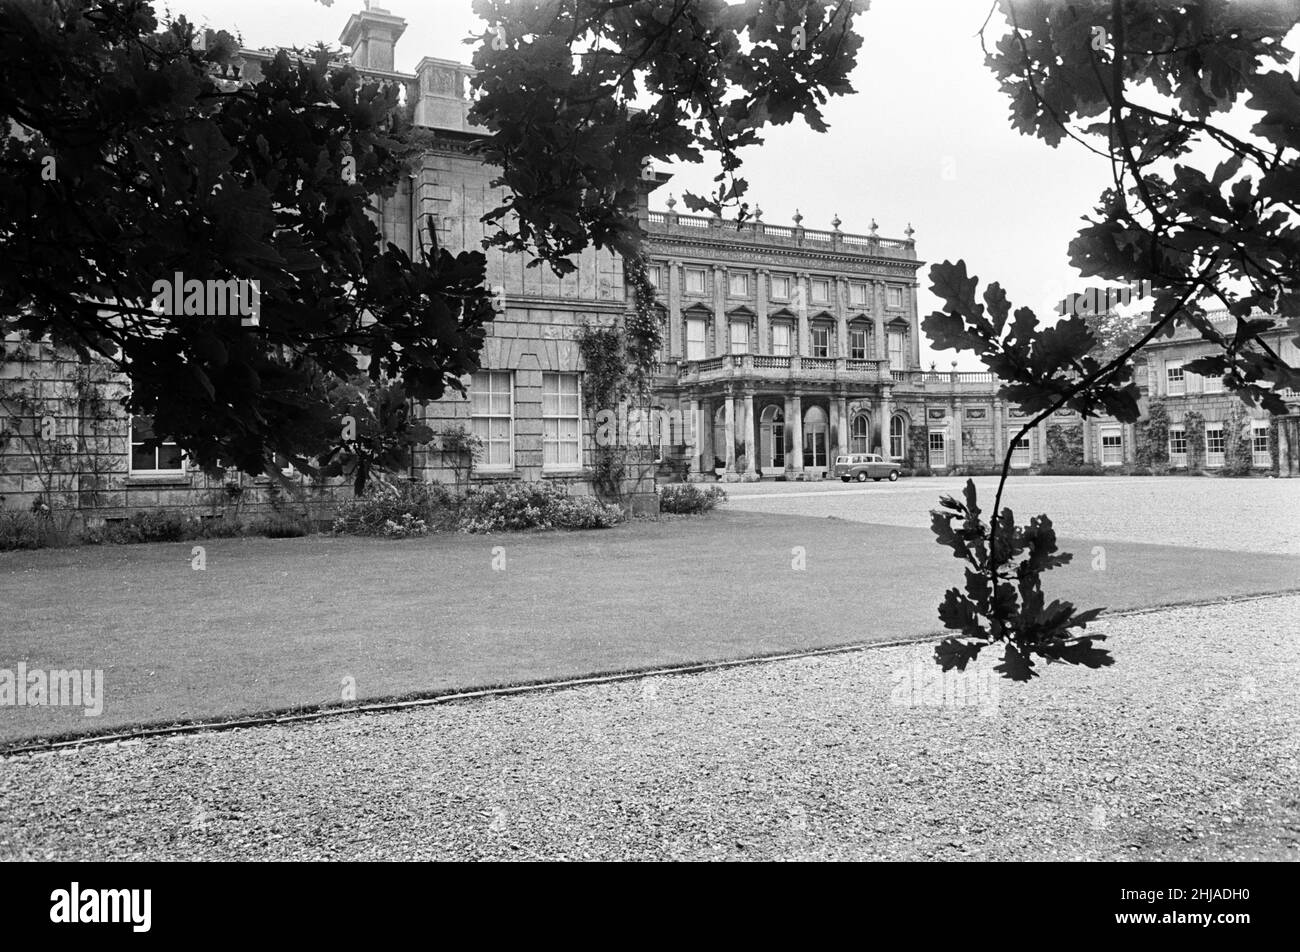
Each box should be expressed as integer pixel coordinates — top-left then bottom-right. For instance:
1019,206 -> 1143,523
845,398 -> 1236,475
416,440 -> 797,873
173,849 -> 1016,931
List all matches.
1205,424 -> 1225,468
928,431 -> 946,468
542,372 -> 581,470
1010,433 -> 1031,468
1168,426 -> 1187,467
889,415 -> 906,459
1100,427 -> 1123,466
850,413 -> 870,453
129,415 -> 183,474
1252,423 -> 1270,467
470,370 -> 514,470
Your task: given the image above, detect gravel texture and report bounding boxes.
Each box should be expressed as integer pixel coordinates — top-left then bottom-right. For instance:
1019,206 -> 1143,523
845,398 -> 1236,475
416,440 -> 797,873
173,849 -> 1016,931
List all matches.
723,475 -> 1300,555
2,594 -> 1296,861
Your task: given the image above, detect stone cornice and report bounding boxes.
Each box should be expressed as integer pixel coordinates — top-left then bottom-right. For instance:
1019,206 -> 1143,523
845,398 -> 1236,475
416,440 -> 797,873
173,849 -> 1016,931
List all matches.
645,234 -> 924,275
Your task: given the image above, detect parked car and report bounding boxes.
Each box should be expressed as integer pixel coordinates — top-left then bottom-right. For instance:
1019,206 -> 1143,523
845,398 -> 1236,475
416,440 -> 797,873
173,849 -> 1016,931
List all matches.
834,453 -> 901,482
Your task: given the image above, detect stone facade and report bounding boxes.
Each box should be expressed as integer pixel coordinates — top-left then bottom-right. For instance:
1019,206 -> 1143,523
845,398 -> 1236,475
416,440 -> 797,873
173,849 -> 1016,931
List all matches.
4,5 -> 1297,531
1132,312 -> 1300,475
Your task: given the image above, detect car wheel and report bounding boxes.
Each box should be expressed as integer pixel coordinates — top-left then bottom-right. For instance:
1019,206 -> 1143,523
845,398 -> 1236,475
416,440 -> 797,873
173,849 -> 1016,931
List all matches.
840,476 -> 850,482
856,471 -> 868,483
888,470 -> 899,482
872,476 -> 881,482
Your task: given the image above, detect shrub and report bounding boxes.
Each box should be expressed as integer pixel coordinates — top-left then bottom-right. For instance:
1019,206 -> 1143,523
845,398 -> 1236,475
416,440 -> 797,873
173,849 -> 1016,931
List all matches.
548,494 -> 625,529
0,510 -> 62,550
457,482 -> 624,532
79,510 -> 194,545
659,483 -> 727,514
381,513 -> 429,539
332,481 -> 456,536
131,509 -> 189,542
251,513 -> 312,538
197,517 -> 246,539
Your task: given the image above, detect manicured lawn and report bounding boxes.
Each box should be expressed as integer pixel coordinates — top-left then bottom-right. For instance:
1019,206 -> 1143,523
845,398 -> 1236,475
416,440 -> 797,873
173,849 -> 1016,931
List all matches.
2,510 -> 1298,746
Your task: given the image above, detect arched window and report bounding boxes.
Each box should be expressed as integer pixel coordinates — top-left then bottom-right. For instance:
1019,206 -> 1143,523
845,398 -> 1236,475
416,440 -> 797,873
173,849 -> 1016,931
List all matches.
759,404 -> 785,469
804,406 -> 829,468
889,415 -> 906,460
851,414 -> 871,453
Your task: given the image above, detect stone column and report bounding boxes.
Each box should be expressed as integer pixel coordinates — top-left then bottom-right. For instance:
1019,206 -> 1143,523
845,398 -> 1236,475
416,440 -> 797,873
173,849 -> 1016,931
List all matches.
796,272 -> 810,357
757,268 -> 769,353
700,397 -> 714,473
837,394 -> 850,458
743,390 -> 756,477
952,400 -> 963,466
993,396 -> 1004,463
668,259 -> 682,358
829,396 -> 841,463
713,265 -> 727,356
835,277 -> 848,357
789,393 -> 805,473
872,280 -> 887,362
1081,415 -> 1091,464
689,397 -> 701,474
724,387 -> 737,474
908,282 -> 922,368
878,387 -> 894,458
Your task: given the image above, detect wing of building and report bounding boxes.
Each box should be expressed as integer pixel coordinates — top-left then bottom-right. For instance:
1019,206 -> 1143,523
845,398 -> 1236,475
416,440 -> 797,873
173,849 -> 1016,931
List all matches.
3,4 -> 1297,530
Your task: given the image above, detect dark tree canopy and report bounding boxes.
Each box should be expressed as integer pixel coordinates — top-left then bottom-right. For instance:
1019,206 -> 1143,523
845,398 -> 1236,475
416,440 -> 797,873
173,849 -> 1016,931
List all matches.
0,0 -> 494,476
921,0 -> 1300,677
466,0 -> 868,274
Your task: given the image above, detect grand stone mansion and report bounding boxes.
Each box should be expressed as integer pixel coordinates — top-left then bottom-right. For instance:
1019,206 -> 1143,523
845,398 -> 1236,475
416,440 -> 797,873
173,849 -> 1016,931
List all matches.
1,5 -> 1296,528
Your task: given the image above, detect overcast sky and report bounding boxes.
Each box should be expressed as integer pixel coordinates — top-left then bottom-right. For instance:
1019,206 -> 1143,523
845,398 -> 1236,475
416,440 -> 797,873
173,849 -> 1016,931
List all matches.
162,0 -> 1250,368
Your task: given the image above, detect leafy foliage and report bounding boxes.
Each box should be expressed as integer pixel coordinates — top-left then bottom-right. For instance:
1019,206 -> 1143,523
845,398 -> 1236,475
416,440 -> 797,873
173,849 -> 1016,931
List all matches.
1135,399 -> 1170,468
0,0 -> 495,477
921,1 -> 1300,675
457,481 -> 624,532
467,0 -> 867,273
331,481 -> 457,536
930,480 -> 1110,681
982,0 -> 1300,411
659,483 -> 726,514
318,377 -> 434,496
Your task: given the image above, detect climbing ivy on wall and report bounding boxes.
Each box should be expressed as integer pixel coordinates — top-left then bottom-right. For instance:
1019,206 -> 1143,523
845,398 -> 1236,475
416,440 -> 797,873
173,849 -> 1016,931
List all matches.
1045,423 -> 1083,467
1223,403 -> 1253,476
577,253 -> 663,502
1184,412 -> 1205,472
907,424 -> 928,473
1135,399 -> 1170,468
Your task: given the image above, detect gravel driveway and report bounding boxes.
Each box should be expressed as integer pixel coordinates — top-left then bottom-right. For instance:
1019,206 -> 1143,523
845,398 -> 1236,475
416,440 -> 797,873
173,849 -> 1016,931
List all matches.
722,476 -> 1300,555
2,594 -> 1296,861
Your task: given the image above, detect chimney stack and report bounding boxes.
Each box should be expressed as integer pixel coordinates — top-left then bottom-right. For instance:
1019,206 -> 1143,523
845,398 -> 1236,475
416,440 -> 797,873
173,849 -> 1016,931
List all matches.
339,4 -> 407,72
